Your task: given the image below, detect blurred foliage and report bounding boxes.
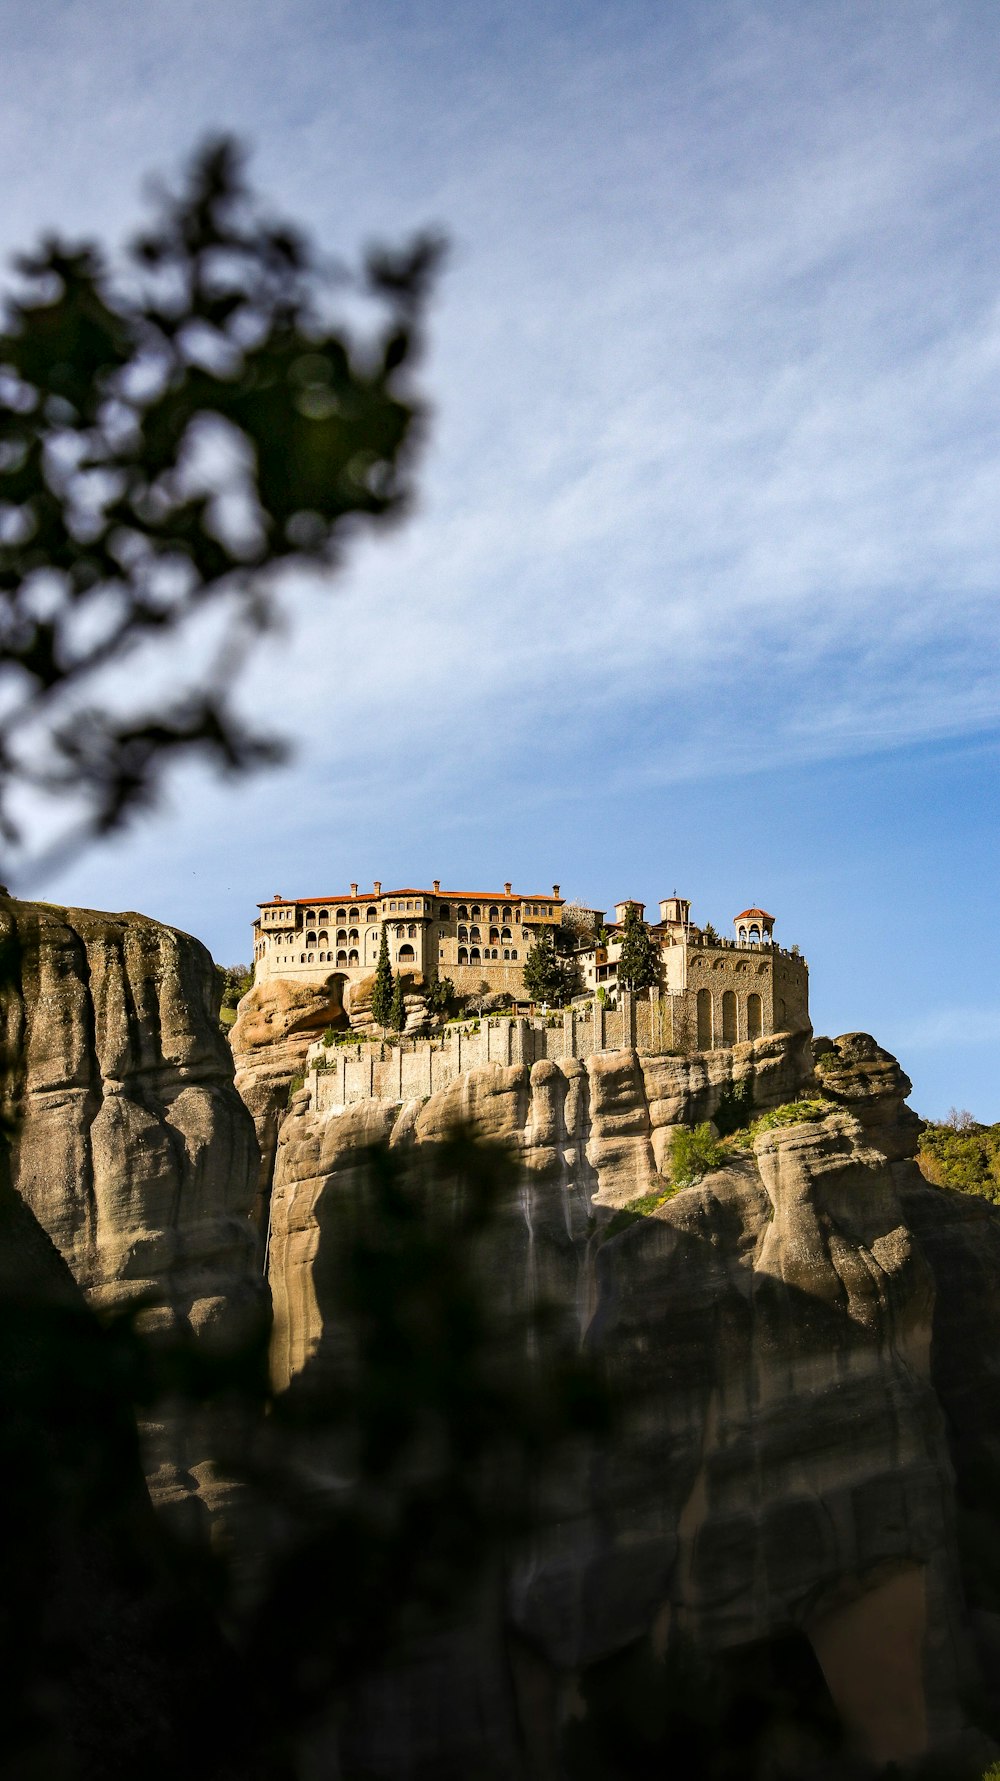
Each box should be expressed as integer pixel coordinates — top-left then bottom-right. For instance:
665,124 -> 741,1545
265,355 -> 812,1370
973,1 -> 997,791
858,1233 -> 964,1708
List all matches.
1,1126 -> 611,1777
919,1120 -> 1000,1204
0,137 -> 441,880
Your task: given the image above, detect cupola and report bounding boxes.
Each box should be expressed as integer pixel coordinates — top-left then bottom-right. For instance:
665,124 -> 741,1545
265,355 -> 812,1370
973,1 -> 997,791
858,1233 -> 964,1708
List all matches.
734,907 -> 774,945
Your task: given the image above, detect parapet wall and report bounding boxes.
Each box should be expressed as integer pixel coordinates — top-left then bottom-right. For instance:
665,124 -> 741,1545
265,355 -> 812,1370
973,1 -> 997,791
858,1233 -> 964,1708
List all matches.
306,989 -> 802,1114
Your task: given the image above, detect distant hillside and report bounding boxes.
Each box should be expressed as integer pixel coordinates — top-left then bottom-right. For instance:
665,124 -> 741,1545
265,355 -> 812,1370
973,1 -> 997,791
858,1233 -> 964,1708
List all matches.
919,1118 -> 1000,1204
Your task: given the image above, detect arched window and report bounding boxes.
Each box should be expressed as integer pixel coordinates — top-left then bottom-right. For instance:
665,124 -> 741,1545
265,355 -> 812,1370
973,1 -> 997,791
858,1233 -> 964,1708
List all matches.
511,949 -> 517,960
337,950 -> 347,965
489,928 -> 500,944
470,947 -> 481,961
501,927 -> 512,942
458,947 -> 468,964
348,950 -> 359,966
471,905 -> 481,919
457,905 -> 468,920
470,925 -> 481,942
747,992 -> 763,1039
458,925 -> 468,942
337,928 -> 347,944
299,953 -> 306,963
349,908 -> 359,921
349,929 -> 359,944
318,910 -> 328,923
306,931 -> 317,946
439,904 -> 450,920
318,930 -> 328,945
697,987 -> 713,1050
366,906 -> 377,922
336,909 -> 346,921
408,923 -> 417,938
489,906 -> 498,920
503,949 -> 510,961
722,990 -> 737,1043
399,944 -> 415,963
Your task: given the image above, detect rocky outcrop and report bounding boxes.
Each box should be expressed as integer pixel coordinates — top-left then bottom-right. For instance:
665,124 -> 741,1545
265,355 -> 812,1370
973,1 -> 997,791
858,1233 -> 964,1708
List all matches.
265,1028 -> 998,1775
0,895 -> 262,1516
230,972 -> 345,1219
813,1029 -> 923,1161
344,968 -> 430,1033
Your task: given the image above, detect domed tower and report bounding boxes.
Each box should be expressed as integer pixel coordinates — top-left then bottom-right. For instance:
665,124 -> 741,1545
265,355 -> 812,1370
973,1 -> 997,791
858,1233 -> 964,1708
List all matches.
734,907 -> 774,946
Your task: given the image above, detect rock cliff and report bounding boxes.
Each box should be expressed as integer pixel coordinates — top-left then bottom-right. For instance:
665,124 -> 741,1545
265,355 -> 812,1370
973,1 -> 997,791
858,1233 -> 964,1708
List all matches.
266,1027 -> 999,1776
0,895 -> 262,1516
230,972 -> 345,1220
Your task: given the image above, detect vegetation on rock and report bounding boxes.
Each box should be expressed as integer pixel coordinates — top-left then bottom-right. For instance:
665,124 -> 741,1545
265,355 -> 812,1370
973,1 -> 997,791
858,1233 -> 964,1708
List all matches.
217,962 -> 252,1031
427,974 -> 455,1016
670,1122 -> 724,1186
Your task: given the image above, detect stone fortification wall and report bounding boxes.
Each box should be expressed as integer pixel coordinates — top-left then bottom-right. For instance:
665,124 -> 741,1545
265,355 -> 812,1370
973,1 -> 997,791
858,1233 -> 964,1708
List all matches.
306,985 -> 809,1114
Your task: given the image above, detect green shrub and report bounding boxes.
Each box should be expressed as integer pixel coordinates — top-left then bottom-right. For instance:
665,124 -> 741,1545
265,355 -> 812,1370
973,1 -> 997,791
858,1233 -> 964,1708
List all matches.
714,1078 -> 754,1136
322,1026 -> 336,1047
670,1123 -> 724,1187
286,1072 -> 305,1106
723,1098 -> 832,1150
748,1098 -> 831,1138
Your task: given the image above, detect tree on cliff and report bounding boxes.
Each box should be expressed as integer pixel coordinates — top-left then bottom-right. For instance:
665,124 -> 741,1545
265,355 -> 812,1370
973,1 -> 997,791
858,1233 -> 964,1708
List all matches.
371,927 -> 394,1030
0,138 -> 441,882
616,902 -> 659,993
389,970 -> 406,1034
523,932 -> 575,1005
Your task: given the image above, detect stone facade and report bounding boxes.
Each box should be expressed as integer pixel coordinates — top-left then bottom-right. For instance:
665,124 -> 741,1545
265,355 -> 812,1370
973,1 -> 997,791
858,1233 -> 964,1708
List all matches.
304,967 -> 810,1114
252,879 -> 564,996
252,878 -> 810,1052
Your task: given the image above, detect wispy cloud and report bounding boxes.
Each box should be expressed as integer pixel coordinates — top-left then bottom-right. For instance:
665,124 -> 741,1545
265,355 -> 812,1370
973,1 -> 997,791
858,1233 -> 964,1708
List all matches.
890,1008 -> 1000,1051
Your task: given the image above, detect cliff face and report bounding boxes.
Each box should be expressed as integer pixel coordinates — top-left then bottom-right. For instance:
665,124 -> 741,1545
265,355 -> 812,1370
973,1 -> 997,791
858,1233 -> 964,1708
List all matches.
230,972 -> 344,1220
0,896 -> 262,1514
267,1028 -> 997,1776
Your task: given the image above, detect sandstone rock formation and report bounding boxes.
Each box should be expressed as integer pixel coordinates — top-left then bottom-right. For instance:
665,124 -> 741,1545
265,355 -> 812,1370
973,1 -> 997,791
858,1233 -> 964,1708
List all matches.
230,971 -> 345,1219
344,967 -> 430,1033
265,1027 -> 999,1776
0,895 -> 262,1516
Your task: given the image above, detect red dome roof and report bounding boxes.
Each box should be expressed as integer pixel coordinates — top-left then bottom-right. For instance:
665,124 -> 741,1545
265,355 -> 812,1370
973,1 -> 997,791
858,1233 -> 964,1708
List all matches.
734,908 -> 774,922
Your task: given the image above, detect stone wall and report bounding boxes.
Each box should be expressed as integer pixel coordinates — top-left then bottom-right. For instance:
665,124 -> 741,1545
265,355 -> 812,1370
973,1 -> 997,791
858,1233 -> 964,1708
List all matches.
306,983 -> 810,1114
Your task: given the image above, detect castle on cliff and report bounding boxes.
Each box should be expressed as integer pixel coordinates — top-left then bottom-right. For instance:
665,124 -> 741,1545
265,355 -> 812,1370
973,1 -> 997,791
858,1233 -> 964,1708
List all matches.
252,879 -> 809,1052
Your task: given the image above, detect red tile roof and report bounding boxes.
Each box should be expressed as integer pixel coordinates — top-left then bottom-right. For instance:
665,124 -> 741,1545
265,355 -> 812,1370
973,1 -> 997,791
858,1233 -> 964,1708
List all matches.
734,907 -> 775,921
258,888 -> 564,907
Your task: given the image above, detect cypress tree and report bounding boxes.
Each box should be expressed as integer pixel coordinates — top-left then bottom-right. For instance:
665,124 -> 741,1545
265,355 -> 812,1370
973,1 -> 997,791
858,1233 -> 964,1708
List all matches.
371,926 -> 394,1029
523,933 -> 569,1005
617,903 -> 659,993
389,971 -> 406,1034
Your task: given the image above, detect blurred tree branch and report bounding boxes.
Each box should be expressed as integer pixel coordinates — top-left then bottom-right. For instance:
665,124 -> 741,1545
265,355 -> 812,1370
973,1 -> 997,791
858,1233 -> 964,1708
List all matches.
0,137 -> 442,880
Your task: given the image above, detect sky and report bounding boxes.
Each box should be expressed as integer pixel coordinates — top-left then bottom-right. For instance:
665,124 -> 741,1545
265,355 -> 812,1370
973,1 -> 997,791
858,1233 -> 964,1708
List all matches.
3,0 -> 999,1118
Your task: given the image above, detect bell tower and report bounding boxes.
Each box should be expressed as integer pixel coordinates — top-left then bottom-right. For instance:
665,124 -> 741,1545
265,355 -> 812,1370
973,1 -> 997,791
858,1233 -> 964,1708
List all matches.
734,907 -> 774,945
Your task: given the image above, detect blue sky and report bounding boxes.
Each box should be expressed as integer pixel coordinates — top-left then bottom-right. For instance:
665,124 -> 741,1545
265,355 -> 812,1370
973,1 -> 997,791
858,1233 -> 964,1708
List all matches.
4,0 -> 1000,1118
